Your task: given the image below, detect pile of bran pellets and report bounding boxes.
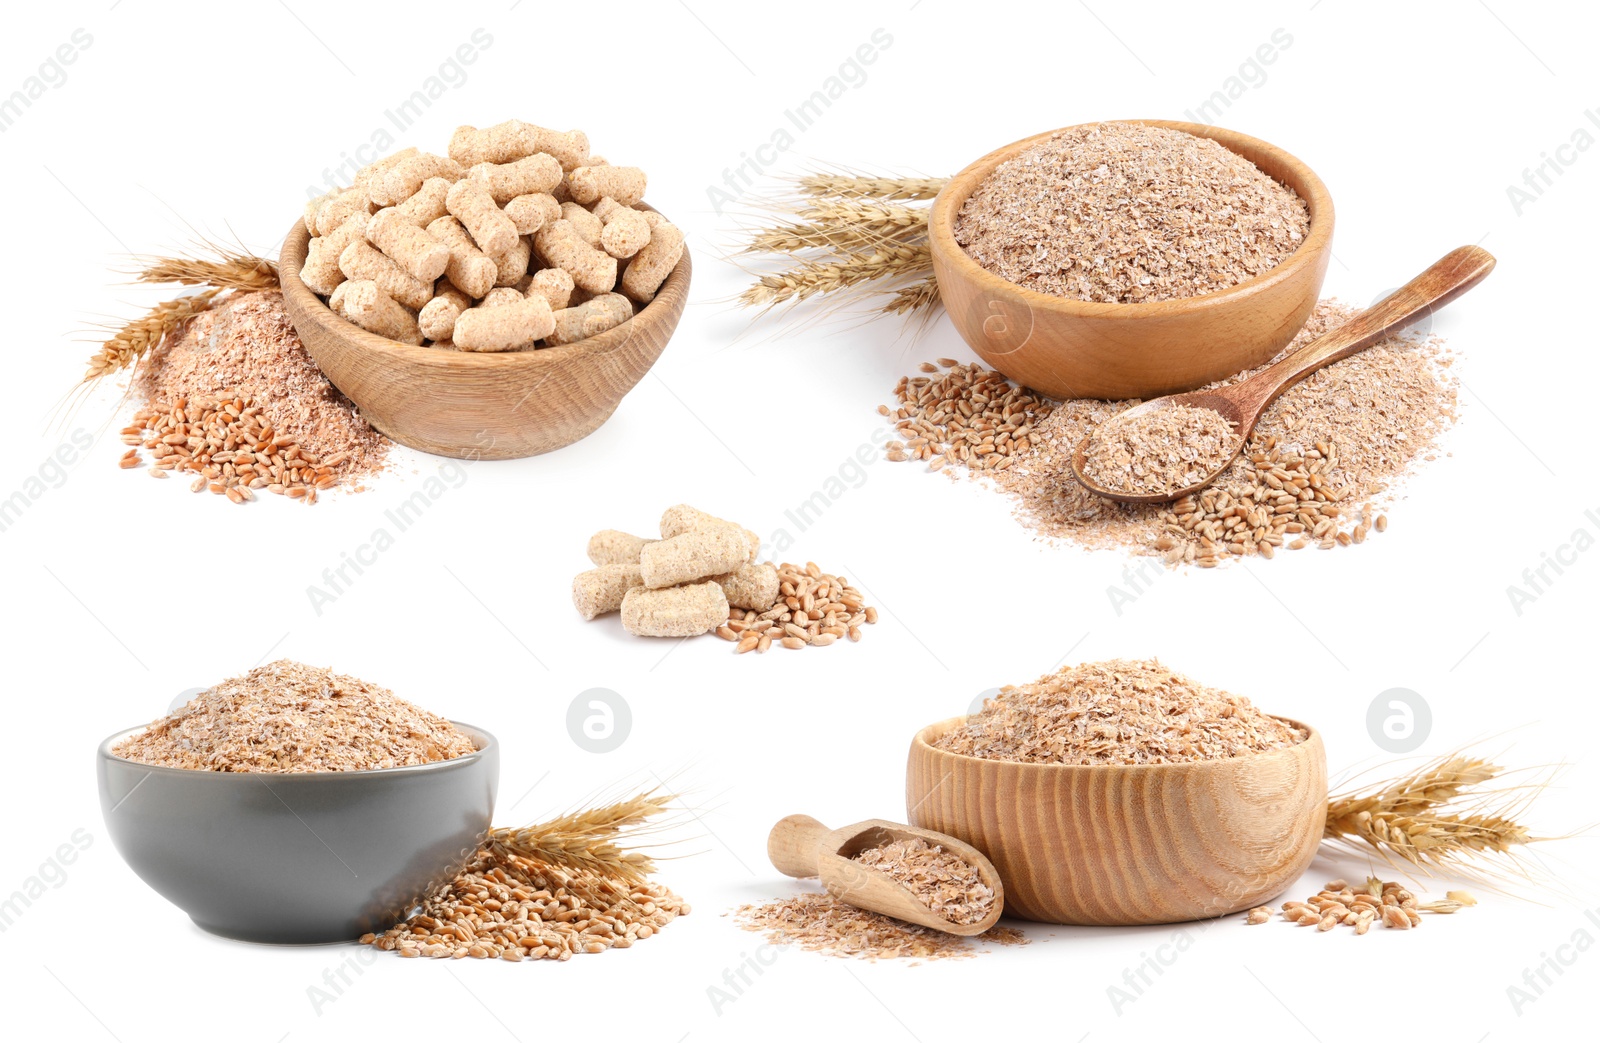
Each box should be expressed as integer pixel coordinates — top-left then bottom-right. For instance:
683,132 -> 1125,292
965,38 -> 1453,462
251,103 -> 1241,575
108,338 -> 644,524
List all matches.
881,299 -> 1458,566
116,291 -> 389,504
573,505 -> 878,651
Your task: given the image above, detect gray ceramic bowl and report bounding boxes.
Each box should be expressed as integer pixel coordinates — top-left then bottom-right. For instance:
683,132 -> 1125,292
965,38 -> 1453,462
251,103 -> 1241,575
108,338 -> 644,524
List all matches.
97,722 -> 498,944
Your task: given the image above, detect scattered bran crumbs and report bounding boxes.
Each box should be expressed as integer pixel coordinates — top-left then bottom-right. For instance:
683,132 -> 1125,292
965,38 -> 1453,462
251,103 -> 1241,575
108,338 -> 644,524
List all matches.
112,660 -> 476,772
853,837 -> 995,925
954,121 -> 1309,303
936,658 -> 1304,766
733,891 -> 1026,961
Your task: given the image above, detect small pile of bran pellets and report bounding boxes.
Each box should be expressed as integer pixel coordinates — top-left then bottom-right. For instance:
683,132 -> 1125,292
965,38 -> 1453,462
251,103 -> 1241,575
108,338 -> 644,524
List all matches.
882,299 -> 1457,565
574,506 -> 877,651
116,291 -> 388,505
733,891 -> 1025,961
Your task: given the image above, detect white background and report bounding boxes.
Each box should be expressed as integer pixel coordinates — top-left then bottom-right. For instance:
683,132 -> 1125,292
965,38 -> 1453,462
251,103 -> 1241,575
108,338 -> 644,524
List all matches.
1,1 -> 1596,1040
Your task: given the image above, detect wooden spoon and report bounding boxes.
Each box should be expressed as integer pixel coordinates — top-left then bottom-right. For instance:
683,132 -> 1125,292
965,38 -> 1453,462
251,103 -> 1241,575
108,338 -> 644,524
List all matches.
1070,244 -> 1497,504
767,814 -> 1005,935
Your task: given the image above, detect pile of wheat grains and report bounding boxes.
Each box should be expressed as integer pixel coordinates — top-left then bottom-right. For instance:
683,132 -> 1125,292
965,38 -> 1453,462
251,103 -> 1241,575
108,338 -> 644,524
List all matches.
853,837 -> 995,925
117,290 -> 388,504
1246,877 -> 1474,935
883,300 -> 1457,566
112,660 -> 475,772
365,850 -> 688,961
954,122 -> 1309,303
734,891 -> 1024,961
936,658 -> 1304,766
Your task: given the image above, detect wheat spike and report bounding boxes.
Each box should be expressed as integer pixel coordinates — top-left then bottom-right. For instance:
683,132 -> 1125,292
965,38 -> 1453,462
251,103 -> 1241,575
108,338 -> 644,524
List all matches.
84,289 -> 225,382
1321,747 -> 1549,872
740,245 -> 932,309
746,204 -> 929,255
83,245 -> 282,384
136,251 -> 279,292
883,276 -> 943,316
795,173 -> 947,201
488,789 -> 675,885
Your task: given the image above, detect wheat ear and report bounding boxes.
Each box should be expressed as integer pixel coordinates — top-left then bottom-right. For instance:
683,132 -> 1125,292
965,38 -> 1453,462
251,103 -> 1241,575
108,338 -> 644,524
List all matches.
1322,749 -> 1551,872
83,245 -> 280,384
488,789 -> 676,885
795,173 -> 948,200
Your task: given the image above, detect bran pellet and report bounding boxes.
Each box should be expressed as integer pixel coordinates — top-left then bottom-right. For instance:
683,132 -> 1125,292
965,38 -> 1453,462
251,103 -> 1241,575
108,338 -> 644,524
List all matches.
572,564 -> 645,620
621,581 -> 730,637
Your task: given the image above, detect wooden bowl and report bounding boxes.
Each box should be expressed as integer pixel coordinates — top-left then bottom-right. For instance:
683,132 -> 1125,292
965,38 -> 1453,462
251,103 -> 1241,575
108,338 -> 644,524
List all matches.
277,214 -> 690,460
927,121 -> 1335,400
905,716 -> 1326,926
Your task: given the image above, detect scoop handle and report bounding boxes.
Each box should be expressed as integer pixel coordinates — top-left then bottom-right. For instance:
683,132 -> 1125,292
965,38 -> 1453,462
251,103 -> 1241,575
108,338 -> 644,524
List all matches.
768,814 -> 831,878
1235,244 -> 1496,416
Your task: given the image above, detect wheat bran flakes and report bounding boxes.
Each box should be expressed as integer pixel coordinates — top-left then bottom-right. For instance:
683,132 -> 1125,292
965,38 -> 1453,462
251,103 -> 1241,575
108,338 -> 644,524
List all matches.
852,837 -> 995,926
112,660 -> 475,772
936,658 -> 1304,766
954,122 -> 1309,303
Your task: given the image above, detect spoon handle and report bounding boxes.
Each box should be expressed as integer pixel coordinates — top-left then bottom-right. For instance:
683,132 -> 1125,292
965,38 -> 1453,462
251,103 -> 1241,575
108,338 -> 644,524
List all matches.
768,814 -> 830,877
1236,244 -> 1496,416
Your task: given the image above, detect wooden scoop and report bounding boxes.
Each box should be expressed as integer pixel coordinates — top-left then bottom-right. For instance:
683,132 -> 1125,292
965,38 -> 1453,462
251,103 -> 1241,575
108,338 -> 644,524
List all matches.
767,814 -> 1005,935
1070,244 -> 1497,504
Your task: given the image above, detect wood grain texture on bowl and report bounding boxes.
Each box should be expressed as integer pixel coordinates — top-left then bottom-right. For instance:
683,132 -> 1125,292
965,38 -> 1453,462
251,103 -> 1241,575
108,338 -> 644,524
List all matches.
928,120 -> 1335,401
905,716 -> 1327,926
278,210 -> 689,460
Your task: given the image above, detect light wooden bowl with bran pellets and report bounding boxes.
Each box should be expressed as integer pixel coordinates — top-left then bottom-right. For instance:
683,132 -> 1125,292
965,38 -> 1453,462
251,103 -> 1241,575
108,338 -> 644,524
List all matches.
928,120 -> 1335,401
278,208 -> 690,461
906,716 -> 1326,926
